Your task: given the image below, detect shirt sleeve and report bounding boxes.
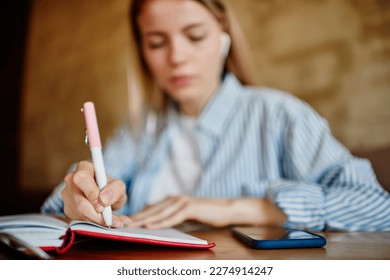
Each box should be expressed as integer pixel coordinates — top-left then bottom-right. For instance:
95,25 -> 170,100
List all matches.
267,98 -> 390,231
41,121 -> 138,214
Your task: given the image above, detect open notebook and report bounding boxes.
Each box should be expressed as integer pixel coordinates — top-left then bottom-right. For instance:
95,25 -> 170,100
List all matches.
0,213 -> 215,254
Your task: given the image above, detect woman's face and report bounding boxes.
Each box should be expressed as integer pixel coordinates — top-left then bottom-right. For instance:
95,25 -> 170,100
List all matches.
138,0 -> 225,116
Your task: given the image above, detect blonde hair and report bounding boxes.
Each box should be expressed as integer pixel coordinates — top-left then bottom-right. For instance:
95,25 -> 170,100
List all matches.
127,0 -> 256,129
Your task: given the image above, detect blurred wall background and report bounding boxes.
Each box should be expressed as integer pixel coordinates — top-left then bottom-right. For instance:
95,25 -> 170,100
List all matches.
20,0 -> 130,193
17,0 -> 390,199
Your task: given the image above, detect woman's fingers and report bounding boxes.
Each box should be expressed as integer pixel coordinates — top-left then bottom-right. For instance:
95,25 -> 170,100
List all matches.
69,170 -> 100,208
71,161 -> 127,211
98,179 -> 127,210
61,160 -> 128,228
62,182 -> 130,228
142,196 -> 189,220
75,161 -> 95,175
127,197 -> 239,229
130,196 -> 192,228
144,207 -> 189,229
62,184 -> 105,224
131,197 -> 178,220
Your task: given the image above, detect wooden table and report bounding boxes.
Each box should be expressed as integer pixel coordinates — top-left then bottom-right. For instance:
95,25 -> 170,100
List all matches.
2,225 -> 389,260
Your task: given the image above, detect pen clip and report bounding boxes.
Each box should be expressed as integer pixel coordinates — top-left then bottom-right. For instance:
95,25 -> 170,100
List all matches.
84,129 -> 89,146
81,107 -> 90,147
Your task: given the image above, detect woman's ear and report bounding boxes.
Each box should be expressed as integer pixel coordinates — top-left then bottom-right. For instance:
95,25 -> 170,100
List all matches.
220,32 -> 231,59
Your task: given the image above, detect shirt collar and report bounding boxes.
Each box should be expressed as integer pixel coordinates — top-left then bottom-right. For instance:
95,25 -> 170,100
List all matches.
196,73 -> 243,138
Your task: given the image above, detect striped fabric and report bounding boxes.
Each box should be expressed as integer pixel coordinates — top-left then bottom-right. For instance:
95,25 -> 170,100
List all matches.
41,74 -> 390,231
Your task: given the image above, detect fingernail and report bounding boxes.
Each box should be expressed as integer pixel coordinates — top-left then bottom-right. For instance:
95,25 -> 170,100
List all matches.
112,220 -> 123,228
93,200 -> 104,213
100,190 -> 114,205
145,223 -> 158,229
122,216 -> 132,226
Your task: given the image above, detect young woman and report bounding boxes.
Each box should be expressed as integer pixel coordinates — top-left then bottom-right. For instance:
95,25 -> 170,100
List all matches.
42,0 -> 390,231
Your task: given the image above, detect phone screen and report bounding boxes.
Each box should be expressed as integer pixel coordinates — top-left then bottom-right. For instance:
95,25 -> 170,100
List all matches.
232,227 -> 326,249
234,227 -> 321,240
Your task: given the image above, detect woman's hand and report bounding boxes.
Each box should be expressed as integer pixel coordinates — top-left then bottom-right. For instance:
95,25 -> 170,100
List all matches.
61,161 -> 131,228
128,196 -> 287,229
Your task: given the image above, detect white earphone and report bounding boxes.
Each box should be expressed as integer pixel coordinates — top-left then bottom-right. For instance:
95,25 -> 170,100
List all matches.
220,32 -> 231,58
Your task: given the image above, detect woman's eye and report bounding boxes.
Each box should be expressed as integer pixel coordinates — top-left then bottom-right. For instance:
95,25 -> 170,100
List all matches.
145,37 -> 166,49
147,41 -> 165,49
188,34 -> 205,42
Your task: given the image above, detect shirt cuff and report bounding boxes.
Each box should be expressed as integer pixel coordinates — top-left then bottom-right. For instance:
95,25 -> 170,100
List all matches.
267,180 -> 326,231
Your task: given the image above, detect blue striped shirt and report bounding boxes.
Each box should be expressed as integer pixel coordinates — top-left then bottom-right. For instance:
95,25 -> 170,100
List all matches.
41,74 -> 390,231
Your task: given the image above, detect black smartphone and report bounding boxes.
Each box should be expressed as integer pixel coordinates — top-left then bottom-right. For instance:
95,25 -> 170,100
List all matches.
232,226 -> 326,249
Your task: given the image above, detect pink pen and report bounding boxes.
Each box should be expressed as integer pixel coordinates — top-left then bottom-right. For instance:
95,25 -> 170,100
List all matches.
82,101 -> 112,227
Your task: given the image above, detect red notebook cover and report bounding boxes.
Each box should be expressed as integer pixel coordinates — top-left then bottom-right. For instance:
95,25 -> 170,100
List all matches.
45,227 -> 215,254
0,214 -> 215,254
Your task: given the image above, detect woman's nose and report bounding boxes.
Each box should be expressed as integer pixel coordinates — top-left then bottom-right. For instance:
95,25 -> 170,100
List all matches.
168,37 -> 188,66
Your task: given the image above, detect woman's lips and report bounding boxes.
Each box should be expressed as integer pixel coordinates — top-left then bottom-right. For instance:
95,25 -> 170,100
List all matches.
170,75 -> 194,86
